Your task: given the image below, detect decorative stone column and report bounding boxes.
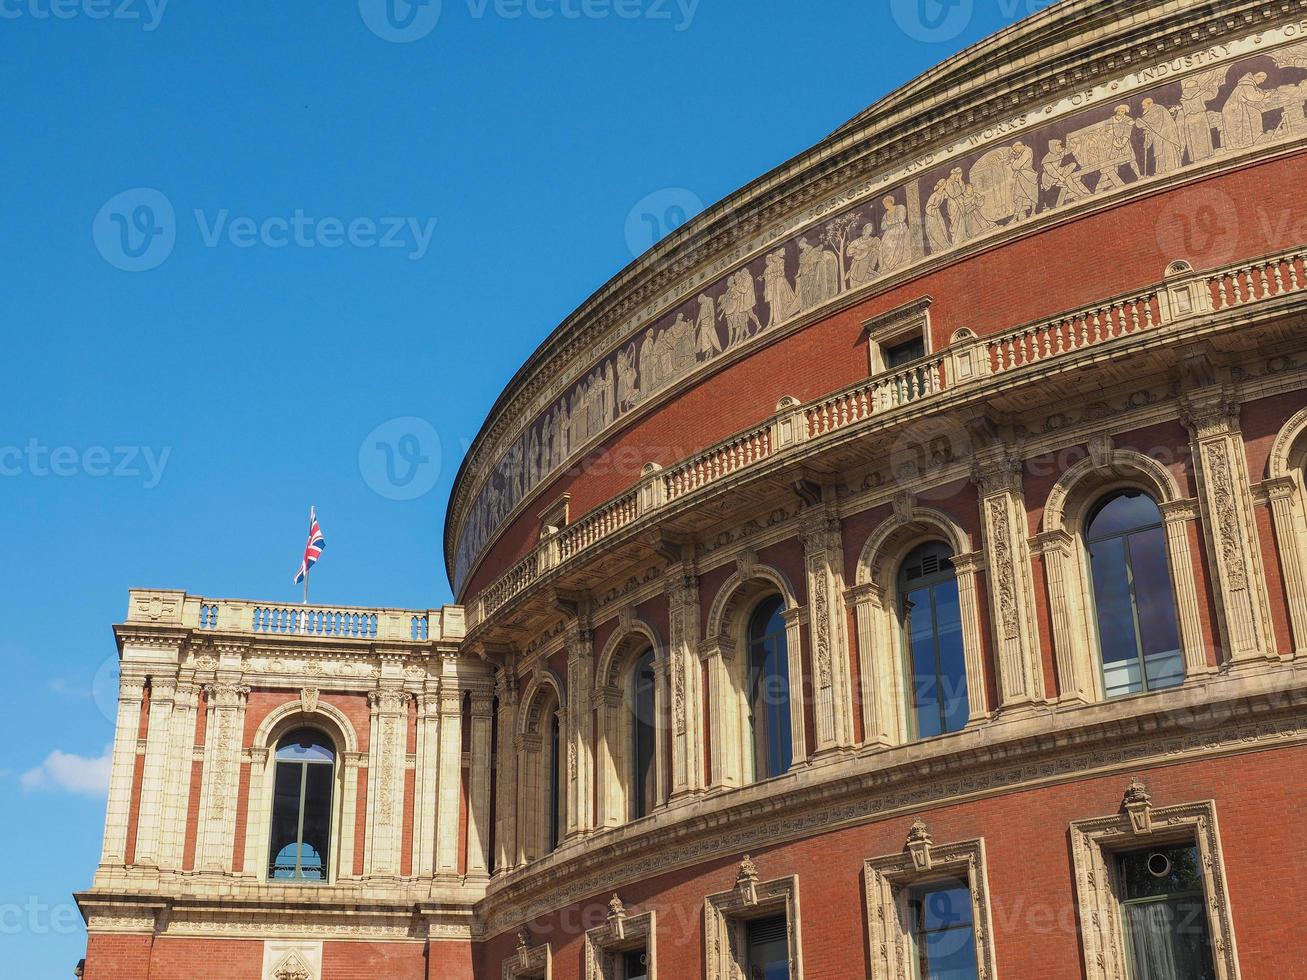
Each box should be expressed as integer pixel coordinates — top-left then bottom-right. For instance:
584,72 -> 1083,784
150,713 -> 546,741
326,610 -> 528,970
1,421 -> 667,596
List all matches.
513,729 -> 539,865
197,681 -> 250,873
365,688 -> 409,879
412,691 -> 442,879
1183,391 -> 1275,663
780,607 -> 809,768
161,681 -> 199,871
973,454 -> 1046,710
564,627 -> 595,840
845,582 -> 901,747
493,667 -> 519,872
338,750 -> 365,880
239,745 -> 270,878
98,671 -> 146,870
434,684 -> 465,876
666,568 -> 705,796
700,636 -> 741,789
1031,530 -> 1095,704
594,683 -> 625,828
1264,475 -> 1307,653
466,682 -> 495,878
132,675 -> 177,868
800,508 -> 856,753
1158,498 -> 1211,677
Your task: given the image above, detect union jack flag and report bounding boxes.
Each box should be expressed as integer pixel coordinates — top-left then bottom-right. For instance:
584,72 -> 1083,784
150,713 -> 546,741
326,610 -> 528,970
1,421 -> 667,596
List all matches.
293,507 -> 325,584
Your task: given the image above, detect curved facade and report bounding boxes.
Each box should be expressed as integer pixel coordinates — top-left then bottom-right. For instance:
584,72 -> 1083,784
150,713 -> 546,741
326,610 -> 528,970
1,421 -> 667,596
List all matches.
80,2 -> 1307,978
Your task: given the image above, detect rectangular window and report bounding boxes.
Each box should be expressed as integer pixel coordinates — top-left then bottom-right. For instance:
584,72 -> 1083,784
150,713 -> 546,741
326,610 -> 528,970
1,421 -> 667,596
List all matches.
886,335 -> 926,367
908,878 -> 980,980
745,915 -> 790,980
621,948 -> 649,980
1118,846 -> 1217,980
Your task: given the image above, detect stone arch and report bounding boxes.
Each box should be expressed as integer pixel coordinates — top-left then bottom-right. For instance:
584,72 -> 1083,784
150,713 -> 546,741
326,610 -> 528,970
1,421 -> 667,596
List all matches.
517,669 -> 566,739
253,694 -> 360,755
855,506 -> 974,591
702,562 -> 806,788
594,620 -> 665,830
595,619 -> 663,690
1038,448 -> 1205,703
515,668 -> 566,863
1263,407 -> 1307,651
245,693 -> 361,884
1043,449 -> 1183,536
849,507 -> 987,747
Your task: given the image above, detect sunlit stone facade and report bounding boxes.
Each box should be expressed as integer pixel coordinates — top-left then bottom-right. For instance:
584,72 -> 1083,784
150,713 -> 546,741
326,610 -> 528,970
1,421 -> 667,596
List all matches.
79,2 -> 1307,976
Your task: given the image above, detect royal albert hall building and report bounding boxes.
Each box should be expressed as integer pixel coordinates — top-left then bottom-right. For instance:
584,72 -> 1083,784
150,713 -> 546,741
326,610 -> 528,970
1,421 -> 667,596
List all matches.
77,2 -> 1307,978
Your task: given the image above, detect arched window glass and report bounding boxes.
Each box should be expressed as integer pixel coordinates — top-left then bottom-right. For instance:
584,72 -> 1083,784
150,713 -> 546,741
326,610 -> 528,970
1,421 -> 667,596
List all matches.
629,649 -> 657,820
548,706 -> 563,852
1087,491 -> 1183,698
747,595 -> 792,781
899,542 -> 969,740
268,728 -> 335,881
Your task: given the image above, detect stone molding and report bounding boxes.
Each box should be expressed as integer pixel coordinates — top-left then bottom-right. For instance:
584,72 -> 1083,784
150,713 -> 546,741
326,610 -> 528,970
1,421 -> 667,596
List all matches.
703,858 -> 802,980
1070,783 -> 1241,980
583,896 -> 656,980
863,825 -> 998,980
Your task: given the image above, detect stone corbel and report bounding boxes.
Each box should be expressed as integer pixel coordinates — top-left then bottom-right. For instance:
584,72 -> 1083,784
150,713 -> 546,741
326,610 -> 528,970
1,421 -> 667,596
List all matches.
735,855 -> 760,908
906,819 -> 934,872
1122,777 -> 1153,835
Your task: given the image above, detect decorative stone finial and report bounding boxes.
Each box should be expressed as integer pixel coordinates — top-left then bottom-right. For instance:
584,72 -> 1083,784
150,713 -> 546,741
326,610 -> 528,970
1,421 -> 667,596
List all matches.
907,819 -> 935,872
1123,777 -> 1153,835
608,894 -> 628,940
736,854 -> 760,907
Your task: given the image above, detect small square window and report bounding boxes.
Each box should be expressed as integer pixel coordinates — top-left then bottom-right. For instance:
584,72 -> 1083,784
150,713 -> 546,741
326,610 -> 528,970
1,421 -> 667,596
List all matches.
864,296 -> 932,375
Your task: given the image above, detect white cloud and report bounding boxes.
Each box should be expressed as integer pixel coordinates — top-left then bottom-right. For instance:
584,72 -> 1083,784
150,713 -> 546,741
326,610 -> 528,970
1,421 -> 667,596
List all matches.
21,745 -> 112,796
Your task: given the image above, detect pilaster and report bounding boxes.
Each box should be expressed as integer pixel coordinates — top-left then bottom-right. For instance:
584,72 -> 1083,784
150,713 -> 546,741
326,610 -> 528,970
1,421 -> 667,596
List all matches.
973,454 -> 1046,710
666,568 -> 705,796
800,507 -> 855,752
196,680 -> 250,873
132,674 -> 178,868
466,683 -> 495,878
98,671 -> 146,870
565,626 -> 595,840
1183,390 -> 1276,664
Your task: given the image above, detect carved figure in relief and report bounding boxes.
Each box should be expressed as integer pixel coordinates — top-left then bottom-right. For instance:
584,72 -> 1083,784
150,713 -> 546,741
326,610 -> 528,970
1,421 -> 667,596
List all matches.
796,236 -> 841,310
943,167 -> 968,243
669,312 -> 696,379
1084,105 -> 1142,193
1138,97 -> 1185,175
761,249 -> 800,327
1179,69 -> 1225,163
924,179 -> 952,252
655,321 -> 677,388
721,267 -> 761,347
1040,138 -> 1090,206
845,223 -> 882,288
958,183 -> 995,240
696,293 -> 723,357
879,196 -> 912,272
1274,81 -> 1307,136
616,344 -> 638,411
638,327 -> 658,396
1221,72 -> 1272,151
1009,141 -> 1039,219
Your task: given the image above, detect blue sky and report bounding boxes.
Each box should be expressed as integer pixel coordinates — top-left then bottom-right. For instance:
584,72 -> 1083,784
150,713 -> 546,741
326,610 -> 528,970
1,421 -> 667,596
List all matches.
1,1 -> 1039,972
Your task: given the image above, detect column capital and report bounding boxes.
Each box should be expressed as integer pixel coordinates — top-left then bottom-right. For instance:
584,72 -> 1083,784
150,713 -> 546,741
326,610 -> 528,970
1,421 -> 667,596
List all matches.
971,451 -> 1024,498
1180,389 -> 1241,440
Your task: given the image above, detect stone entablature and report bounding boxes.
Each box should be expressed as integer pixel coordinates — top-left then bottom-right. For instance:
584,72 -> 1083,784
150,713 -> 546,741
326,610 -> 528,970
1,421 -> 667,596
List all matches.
447,2 -> 1307,596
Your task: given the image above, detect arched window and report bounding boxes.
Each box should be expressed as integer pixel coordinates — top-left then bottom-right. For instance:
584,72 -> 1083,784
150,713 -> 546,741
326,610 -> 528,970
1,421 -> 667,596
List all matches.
898,542 -> 969,740
747,595 -> 792,781
548,707 -> 563,852
1086,491 -> 1183,698
629,649 -> 657,820
268,728 -> 335,881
